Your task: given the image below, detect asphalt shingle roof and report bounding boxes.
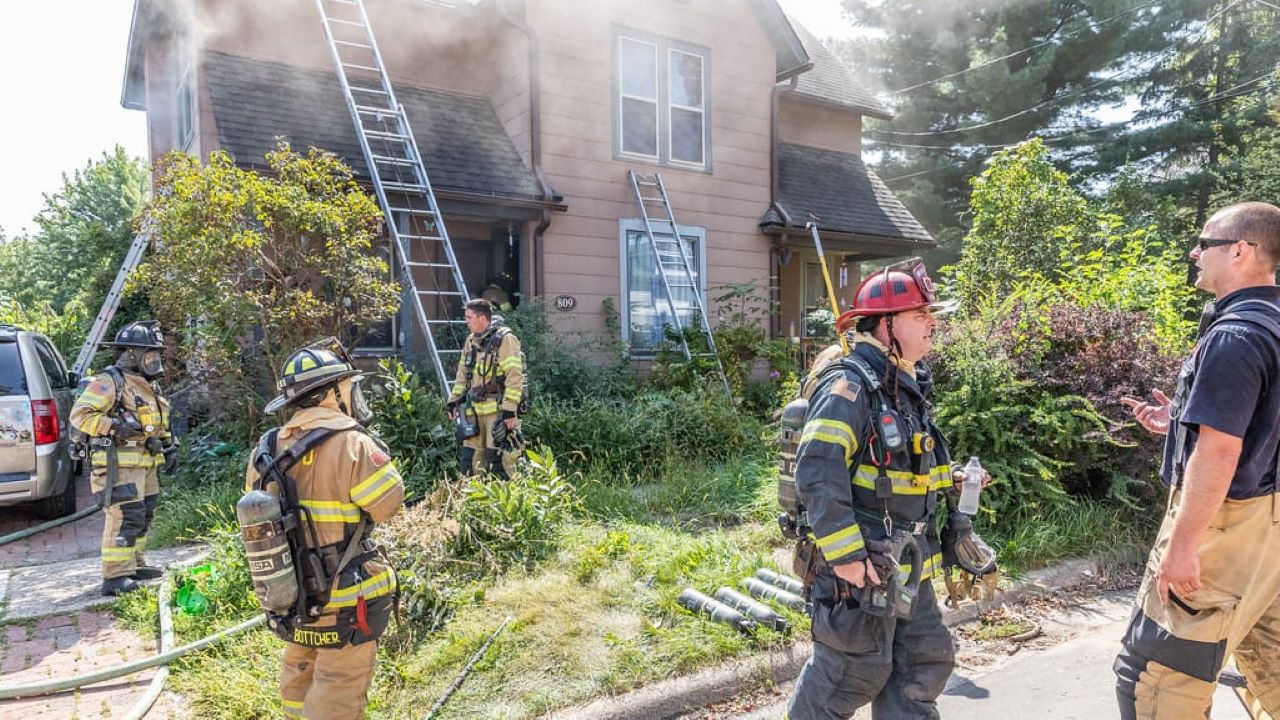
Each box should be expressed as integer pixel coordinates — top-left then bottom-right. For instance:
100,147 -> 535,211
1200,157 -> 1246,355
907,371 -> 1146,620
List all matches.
202,51 -> 543,200
773,143 -> 931,243
783,19 -> 891,120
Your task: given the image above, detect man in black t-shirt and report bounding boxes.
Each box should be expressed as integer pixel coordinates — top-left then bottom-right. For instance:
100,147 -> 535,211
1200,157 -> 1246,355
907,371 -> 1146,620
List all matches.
1115,201 -> 1280,719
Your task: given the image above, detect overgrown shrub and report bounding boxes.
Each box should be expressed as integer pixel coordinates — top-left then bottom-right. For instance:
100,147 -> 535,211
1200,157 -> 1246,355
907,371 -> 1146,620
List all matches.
453,447 -> 578,570
366,359 -> 456,497
504,298 -> 636,402
524,388 -> 763,478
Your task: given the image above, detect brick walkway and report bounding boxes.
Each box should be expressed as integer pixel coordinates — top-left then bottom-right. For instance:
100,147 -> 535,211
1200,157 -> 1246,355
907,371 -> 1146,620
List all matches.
1,479 -> 190,718
0,480 -> 102,568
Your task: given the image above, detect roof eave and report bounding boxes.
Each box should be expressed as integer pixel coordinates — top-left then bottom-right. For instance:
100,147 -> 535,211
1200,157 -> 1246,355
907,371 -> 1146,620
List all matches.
781,88 -> 893,121
749,0 -> 811,81
121,0 -> 148,110
764,221 -> 934,250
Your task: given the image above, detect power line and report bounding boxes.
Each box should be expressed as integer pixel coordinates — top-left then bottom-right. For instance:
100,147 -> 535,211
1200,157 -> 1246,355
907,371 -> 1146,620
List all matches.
870,0 -> 1246,138
886,1 -> 1161,97
870,71 -> 1278,155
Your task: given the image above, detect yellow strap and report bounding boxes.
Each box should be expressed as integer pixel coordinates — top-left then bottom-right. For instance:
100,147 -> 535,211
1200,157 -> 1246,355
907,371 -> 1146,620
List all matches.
325,569 -> 396,609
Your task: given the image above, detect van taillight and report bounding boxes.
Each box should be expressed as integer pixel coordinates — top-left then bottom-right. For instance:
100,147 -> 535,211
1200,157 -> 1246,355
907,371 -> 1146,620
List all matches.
32,399 -> 58,445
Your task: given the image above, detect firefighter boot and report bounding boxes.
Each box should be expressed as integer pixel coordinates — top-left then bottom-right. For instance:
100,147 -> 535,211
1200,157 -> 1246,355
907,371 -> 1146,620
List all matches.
101,576 -> 141,596
132,565 -> 164,580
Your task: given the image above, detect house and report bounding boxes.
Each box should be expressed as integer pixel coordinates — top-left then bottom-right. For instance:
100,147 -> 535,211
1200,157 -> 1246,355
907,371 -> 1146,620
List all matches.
121,0 -> 931,365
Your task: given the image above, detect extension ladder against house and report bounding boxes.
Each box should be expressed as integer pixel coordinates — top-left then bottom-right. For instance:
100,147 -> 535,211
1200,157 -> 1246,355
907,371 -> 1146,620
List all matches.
627,170 -> 731,398
314,0 -> 471,398
72,232 -> 151,377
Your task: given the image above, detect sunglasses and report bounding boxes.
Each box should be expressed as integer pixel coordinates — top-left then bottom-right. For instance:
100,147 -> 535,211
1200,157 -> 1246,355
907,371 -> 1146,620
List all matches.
1195,237 -> 1257,252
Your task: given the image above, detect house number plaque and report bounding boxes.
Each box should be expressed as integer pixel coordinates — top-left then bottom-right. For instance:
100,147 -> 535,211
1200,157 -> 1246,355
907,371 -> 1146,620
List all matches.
554,295 -> 577,312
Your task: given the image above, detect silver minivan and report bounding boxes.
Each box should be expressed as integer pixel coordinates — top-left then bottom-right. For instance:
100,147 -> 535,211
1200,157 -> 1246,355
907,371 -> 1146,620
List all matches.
0,325 -> 79,518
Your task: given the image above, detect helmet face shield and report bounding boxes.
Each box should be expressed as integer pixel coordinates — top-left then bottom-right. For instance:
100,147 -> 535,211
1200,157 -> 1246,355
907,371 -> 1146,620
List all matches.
344,378 -> 374,427
139,349 -> 165,378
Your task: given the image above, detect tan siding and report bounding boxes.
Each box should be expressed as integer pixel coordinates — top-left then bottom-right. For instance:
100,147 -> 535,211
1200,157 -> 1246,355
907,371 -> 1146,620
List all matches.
779,99 -> 863,155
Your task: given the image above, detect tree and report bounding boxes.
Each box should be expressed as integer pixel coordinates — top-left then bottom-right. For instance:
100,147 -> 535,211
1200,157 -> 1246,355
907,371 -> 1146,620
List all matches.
0,147 -> 149,359
1088,0 -> 1280,224
138,143 -> 400,425
839,0 -> 1150,258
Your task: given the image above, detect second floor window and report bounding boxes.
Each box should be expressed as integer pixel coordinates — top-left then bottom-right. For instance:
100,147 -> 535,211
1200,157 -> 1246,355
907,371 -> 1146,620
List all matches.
616,33 -> 709,169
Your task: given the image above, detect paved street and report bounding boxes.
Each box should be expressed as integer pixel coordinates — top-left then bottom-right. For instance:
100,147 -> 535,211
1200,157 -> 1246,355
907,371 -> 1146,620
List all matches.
720,592 -> 1252,720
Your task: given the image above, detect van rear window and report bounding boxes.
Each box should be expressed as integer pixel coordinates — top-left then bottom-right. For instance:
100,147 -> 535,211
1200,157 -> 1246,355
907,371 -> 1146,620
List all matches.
0,343 -> 28,395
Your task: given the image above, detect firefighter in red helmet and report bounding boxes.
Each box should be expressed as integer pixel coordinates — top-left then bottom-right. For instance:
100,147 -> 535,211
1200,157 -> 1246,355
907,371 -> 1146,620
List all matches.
781,259 -> 993,720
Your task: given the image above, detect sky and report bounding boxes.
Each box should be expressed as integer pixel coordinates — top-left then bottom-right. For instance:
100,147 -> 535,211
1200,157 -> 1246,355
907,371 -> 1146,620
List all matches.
0,1 -> 148,237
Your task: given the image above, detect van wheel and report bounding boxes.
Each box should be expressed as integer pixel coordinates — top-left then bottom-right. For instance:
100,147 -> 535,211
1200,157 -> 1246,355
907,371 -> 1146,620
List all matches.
34,472 -> 77,520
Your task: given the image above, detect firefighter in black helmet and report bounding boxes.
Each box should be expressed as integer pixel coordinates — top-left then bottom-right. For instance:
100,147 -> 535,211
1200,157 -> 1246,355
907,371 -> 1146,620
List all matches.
70,320 -> 177,596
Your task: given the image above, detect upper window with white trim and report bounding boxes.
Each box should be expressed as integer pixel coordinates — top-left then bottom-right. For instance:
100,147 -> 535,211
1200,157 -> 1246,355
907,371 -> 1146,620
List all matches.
174,59 -> 194,151
615,31 -> 710,169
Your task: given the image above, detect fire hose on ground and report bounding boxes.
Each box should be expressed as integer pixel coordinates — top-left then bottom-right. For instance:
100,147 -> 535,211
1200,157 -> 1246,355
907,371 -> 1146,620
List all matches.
0,594 -> 265,702
0,503 -> 101,547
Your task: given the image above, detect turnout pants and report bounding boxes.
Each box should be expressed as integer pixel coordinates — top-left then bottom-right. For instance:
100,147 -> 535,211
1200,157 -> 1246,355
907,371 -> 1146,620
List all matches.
787,580 -> 955,720
1115,490 -> 1280,719
281,637 -> 378,719
461,411 -> 522,479
92,464 -> 159,580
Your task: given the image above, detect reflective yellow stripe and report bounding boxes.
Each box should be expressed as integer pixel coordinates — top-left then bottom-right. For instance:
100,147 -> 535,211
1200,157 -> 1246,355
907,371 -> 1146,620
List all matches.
350,463 -> 400,506
814,523 -> 865,562
90,450 -> 162,468
499,357 -> 521,371
929,466 -> 954,491
102,546 -> 135,560
325,569 -> 396,609
800,419 -> 858,463
503,387 -> 522,402
916,552 -> 944,581
299,499 -> 361,524
79,389 -> 110,406
472,400 -> 498,415
852,465 -> 946,496
282,699 -> 305,717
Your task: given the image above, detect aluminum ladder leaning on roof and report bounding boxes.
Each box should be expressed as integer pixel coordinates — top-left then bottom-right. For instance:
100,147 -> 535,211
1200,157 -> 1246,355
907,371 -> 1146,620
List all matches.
313,0 -> 472,398
627,170 -> 732,399
72,231 -> 151,378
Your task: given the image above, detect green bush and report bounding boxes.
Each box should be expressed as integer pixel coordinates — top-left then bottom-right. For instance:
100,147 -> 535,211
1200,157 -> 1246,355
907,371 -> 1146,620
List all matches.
150,437 -> 248,546
453,446 -> 578,570
366,359 -> 456,497
525,388 -> 763,479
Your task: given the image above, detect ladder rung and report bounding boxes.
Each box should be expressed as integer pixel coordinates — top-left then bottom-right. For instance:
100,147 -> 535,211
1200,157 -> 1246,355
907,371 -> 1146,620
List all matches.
640,196 -> 665,203
425,319 -> 468,324
363,129 -> 411,142
381,181 -> 428,192
436,349 -> 463,355
388,207 -> 437,216
406,261 -> 455,268
324,0 -> 360,5
399,235 -> 444,242
355,104 -> 400,116
334,39 -> 373,49
418,290 -> 465,296
349,85 -> 389,96
343,61 -> 382,73
371,154 -> 415,165
326,17 -> 366,28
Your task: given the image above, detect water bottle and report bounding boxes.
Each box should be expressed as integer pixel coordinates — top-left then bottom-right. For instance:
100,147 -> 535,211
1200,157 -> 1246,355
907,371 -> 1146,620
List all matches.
959,456 -> 984,515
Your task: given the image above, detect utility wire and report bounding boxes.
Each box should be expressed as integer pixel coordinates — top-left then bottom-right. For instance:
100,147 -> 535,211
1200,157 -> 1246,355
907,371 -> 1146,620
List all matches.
871,0 -> 1245,138
871,72 -> 1277,155
886,1 -> 1160,96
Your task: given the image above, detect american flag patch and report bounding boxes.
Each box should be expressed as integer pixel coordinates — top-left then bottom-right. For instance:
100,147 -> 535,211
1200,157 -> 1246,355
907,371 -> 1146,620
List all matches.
369,449 -> 391,466
832,379 -> 860,403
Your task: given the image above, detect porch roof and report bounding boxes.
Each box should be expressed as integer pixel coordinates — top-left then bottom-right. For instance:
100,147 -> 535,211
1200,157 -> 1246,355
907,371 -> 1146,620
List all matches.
765,143 -> 932,247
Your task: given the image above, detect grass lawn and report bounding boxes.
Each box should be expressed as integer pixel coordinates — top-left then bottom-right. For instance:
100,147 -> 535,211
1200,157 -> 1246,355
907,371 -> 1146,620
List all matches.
120,442 -> 1152,719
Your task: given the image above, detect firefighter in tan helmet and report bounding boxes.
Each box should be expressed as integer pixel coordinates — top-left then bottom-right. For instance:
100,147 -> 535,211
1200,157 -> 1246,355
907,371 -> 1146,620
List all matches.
70,320 -> 177,597
245,338 -> 404,720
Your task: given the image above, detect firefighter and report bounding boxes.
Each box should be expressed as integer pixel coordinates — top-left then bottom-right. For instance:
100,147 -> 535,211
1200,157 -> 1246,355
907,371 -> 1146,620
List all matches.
784,260 -> 970,720
1115,202 -> 1280,719
247,338 -> 404,720
70,320 -> 176,597
447,298 -> 526,479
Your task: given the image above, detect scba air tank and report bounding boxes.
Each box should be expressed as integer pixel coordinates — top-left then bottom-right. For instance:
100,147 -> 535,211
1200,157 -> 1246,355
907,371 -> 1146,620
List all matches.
237,489 -> 298,613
